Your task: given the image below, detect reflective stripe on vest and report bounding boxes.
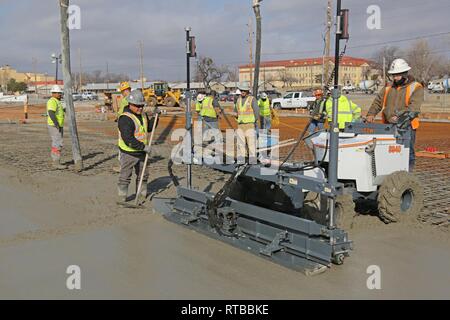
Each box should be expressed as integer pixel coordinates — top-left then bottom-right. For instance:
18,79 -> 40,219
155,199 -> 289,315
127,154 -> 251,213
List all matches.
118,112 -> 148,152
237,96 -> 256,124
258,98 -> 271,116
382,82 -> 421,129
199,96 -> 217,118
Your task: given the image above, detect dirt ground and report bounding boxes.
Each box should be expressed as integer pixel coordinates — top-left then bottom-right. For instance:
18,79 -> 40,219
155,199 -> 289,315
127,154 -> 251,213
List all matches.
0,108 -> 449,299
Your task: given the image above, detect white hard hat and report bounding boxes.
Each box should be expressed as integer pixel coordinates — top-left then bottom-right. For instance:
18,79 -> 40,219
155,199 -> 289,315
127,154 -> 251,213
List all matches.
238,83 -> 250,91
388,58 -> 411,75
261,92 -> 268,99
51,85 -> 63,93
235,89 -> 241,95
197,94 -> 205,102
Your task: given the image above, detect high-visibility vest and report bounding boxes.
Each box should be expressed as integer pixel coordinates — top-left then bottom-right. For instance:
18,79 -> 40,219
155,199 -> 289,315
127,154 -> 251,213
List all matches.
325,96 -> 361,129
382,81 -> 421,129
258,98 -> 271,117
118,112 -> 148,152
118,96 -> 128,116
237,96 -> 256,124
195,101 -> 202,112
199,96 -> 217,118
47,97 -> 64,127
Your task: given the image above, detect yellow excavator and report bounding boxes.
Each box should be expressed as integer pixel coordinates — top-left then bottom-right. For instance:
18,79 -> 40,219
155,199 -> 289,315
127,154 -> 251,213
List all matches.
143,81 -> 181,108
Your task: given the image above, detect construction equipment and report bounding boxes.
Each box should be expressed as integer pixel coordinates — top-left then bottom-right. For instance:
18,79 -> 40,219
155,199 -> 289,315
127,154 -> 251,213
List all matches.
143,82 -> 182,108
154,1 -> 423,275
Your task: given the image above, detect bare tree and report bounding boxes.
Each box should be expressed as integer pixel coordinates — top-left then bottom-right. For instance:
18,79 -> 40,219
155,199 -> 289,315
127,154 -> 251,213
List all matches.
224,66 -> 239,82
277,70 -> 296,88
405,40 -> 442,83
372,46 -> 401,72
195,56 -> 228,90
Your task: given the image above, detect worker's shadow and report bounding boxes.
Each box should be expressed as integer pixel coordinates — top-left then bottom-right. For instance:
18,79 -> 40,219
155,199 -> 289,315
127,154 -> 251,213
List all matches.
65,152 -> 117,172
145,176 -> 175,200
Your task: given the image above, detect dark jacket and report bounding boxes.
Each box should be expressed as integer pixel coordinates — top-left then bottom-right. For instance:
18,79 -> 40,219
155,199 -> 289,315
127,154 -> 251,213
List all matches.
118,107 -> 157,156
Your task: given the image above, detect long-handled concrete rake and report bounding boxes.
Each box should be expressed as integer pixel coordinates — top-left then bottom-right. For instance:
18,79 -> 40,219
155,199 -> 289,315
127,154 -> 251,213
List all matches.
131,112 -> 159,208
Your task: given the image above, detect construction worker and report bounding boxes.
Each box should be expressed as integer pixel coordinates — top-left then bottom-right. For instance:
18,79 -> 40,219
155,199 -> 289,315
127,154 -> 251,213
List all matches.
235,84 -> 260,162
112,81 -> 132,173
195,93 -> 205,122
117,90 -> 156,205
47,85 -> 67,170
199,90 -> 223,131
117,81 -> 131,117
308,89 -> 326,134
324,92 -> 361,130
258,92 -> 272,131
366,58 -> 424,171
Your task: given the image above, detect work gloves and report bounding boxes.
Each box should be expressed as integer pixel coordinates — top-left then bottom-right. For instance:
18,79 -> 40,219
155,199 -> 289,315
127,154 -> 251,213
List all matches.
144,145 -> 152,154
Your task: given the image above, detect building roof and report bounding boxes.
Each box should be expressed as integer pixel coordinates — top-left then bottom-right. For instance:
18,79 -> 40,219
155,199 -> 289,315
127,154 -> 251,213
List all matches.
239,56 -> 372,69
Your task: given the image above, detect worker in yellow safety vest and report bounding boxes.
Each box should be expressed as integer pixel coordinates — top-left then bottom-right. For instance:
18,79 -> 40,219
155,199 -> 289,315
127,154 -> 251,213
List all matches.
117,90 -> 157,205
366,58 -> 424,171
199,91 -> 223,131
258,92 -> 272,131
112,81 -> 133,173
235,84 -> 260,162
324,93 -> 361,130
47,85 -> 67,170
117,81 -> 131,117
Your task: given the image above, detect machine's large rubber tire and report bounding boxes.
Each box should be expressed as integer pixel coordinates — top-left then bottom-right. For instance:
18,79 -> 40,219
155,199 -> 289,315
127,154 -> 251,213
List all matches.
273,103 -> 282,110
148,97 -> 158,108
378,171 -> 424,224
164,96 -> 177,108
334,194 -> 356,230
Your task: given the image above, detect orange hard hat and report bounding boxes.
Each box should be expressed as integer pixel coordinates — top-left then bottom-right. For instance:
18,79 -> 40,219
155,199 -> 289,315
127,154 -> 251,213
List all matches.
314,89 -> 323,97
119,81 -> 131,92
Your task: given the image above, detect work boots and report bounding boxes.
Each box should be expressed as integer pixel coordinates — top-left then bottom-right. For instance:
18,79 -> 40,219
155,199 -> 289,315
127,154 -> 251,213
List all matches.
52,159 -> 67,170
136,181 -> 148,205
117,184 -> 128,205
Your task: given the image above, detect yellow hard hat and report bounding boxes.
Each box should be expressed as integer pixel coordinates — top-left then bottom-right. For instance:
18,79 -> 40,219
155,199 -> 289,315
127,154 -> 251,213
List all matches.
119,81 -> 131,92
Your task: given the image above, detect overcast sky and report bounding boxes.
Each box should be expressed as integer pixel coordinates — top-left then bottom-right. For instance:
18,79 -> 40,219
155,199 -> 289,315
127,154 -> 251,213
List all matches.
1,0 -> 449,81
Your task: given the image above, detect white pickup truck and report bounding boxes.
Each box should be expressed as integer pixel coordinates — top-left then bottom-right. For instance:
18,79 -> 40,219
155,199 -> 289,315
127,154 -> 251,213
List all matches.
271,91 -> 316,109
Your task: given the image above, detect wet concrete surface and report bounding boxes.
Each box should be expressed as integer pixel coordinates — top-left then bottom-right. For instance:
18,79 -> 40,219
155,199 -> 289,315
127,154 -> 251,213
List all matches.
0,122 -> 449,299
1,173 -> 449,299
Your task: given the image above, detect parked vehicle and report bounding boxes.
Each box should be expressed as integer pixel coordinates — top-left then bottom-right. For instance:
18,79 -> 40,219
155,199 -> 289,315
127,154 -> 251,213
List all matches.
72,92 -> 82,101
82,92 -> 98,100
343,84 -> 356,94
271,91 -> 316,109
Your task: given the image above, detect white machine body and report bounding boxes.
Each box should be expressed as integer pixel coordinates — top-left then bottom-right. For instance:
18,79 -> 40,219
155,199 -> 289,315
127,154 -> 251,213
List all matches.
311,132 -> 410,192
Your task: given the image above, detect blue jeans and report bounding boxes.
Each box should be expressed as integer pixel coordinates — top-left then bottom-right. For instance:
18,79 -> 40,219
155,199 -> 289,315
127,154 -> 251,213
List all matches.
260,116 -> 271,131
203,117 -> 219,130
308,120 -> 324,135
409,129 -> 416,172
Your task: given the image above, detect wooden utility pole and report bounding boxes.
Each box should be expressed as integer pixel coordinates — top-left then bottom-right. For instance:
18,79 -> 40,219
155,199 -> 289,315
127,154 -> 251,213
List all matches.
247,18 -> 253,87
138,40 -> 145,90
106,61 -> 110,91
78,48 -> 82,92
32,57 -> 38,96
252,0 -> 262,97
323,0 -> 333,86
59,0 -> 83,171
